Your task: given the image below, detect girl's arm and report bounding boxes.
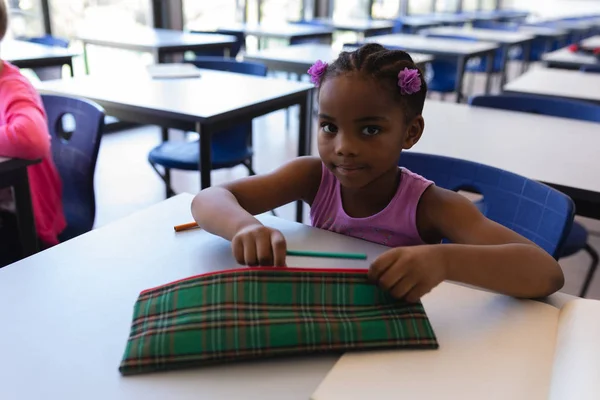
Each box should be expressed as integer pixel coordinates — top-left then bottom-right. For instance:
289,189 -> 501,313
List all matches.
419,187 -> 565,298
191,156 -> 322,241
0,79 -> 51,159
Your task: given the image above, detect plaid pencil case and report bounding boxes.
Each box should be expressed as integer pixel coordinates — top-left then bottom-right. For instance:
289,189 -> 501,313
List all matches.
119,267 -> 439,375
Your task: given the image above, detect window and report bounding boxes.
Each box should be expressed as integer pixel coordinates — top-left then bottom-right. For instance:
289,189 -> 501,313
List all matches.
462,0 -> 479,12
49,0 -> 151,40
6,0 -> 45,37
183,0 -> 243,31
408,0 -> 433,15
332,0 -> 370,20
372,0 -> 401,19
260,0 -> 303,23
481,0 -> 497,11
434,0 -> 459,13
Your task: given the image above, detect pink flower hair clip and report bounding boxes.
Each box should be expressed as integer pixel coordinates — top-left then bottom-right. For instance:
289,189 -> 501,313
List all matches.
307,60 -> 328,87
397,67 -> 422,95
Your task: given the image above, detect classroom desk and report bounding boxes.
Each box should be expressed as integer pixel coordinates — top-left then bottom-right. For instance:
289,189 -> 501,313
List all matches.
0,193 -> 574,400
1,39 -> 76,76
419,100 -> 600,220
217,22 -> 334,47
503,67 -> 600,105
77,27 -> 237,73
581,35 -> 600,50
364,33 -> 500,101
0,157 -> 39,256
309,18 -> 395,38
542,47 -> 600,69
35,70 -> 313,222
243,44 -> 434,77
426,13 -> 474,26
394,16 -> 443,34
422,26 -> 535,78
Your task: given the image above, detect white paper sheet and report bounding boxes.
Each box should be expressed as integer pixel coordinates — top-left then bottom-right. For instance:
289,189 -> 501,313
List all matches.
311,282 -> 560,400
549,299 -> 600,400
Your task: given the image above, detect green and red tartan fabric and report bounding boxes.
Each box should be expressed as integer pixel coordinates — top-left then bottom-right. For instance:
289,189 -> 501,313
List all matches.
119,267 -> 438,375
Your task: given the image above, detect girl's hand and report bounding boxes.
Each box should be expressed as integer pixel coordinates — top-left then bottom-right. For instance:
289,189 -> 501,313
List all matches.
231,224 -> 287,267
368,245 -> 447,302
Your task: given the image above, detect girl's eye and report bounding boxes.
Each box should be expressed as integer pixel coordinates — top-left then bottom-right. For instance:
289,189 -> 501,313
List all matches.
321,123 -> 338,134
362,126 -> 381,136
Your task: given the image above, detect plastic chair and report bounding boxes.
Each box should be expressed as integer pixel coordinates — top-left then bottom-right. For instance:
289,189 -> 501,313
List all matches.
398,152 -> 574,259
581,65 -> 600,73
426,33 -> 505,74
41,95 -> 105,241
190,30 -> 245,58
469,94 -> 600,297
148,57 -> 269,200
20,35 -> 70,80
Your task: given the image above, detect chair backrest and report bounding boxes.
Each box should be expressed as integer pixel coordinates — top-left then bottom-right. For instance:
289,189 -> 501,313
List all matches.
398,152 -> 574,258
581,64 -> 600,73
190,30 -> 244,58
472,21 -> 518,31
187,58 -> 267,159
189,56 -> 268,77
41,95 -> 105,241
469,94 -> 600,123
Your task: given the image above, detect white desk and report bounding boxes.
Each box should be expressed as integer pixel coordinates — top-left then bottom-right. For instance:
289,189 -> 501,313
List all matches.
581,35 -> 600,50
1,40 -> 76,76
0,193 -> 573,399
422,26 -> 535,79
503,67 -> 600,105
542,47 -> 599,69
243,44 -> 433,76
365,33 -> 500,100
419,100 -> 600,219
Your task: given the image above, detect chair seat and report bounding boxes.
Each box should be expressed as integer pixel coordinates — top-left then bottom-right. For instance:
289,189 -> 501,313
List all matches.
148,140 -> 253,171
561,221 -> 589,257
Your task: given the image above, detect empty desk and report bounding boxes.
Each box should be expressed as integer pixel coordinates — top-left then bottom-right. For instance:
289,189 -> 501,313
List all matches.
503,67 -> 600,105
365,34 -> 500,101
35,70 -> 314,222
543,47 -> 600,69
244,44 -> 434,76
1,40 -> 76,76
77,27 -> 237,73
217,23 -> 334,47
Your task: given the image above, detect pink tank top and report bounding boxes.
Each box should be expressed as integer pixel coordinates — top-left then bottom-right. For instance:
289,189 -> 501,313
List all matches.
310,164 -> 433,247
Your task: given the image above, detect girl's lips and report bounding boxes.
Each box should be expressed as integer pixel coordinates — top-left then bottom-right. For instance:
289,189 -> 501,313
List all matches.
336,165 -> 366,176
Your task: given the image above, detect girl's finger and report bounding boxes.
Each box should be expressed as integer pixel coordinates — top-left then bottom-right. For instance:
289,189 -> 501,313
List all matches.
271,231 -> 287,267
256,234 -> 274,266
243,236 -> 258,266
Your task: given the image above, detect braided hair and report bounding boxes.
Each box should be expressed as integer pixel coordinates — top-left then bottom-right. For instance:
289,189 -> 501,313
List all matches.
315,43 -> 427,121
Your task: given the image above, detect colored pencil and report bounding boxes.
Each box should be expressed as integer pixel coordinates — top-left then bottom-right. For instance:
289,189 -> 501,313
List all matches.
174,222 -> 200,232
286,250 -> 367,260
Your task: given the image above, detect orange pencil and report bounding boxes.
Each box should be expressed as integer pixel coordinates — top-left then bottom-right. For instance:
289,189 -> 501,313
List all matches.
174,222 -> 200,232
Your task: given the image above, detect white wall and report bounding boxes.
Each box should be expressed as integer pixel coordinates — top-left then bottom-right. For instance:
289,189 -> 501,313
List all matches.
502,0 -> 600,18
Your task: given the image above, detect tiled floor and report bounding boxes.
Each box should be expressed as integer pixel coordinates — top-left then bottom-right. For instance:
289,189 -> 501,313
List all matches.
94,86 -> 600,300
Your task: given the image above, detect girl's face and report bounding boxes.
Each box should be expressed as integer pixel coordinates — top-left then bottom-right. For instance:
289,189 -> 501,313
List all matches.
317,73 -> 424,190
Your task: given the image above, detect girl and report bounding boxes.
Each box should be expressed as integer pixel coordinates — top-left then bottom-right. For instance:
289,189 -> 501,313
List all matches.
0,0 -> 66,266
191,43 -> 564,301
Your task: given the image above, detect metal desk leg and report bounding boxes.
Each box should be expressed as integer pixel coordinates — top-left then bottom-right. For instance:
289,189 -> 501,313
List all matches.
198,122 -> 212,190
500,45 -> 510,87
484,52 -> 494,94
521,41 -> 531,74
12,168 -> 38,256
83,42 -> 90,75
455,57 -> 467,103
68,60 -> 75,77
296,91 -> 313,223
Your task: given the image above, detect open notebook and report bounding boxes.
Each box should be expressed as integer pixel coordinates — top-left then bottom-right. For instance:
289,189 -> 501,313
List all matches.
311,282 -> 600,400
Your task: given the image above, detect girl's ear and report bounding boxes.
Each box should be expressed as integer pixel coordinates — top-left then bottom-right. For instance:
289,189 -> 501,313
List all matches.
402,115 -> 425,150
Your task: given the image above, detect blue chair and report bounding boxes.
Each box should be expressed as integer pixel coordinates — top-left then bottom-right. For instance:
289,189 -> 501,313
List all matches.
398,152 -> 574,259
20,35 -> 70,80
426,33 -> 505,74
190,30 -> 245,58
581,65 -> 600,73
469,94 -> 600,297
41,95 -> 105,241
148,58 -> 268,198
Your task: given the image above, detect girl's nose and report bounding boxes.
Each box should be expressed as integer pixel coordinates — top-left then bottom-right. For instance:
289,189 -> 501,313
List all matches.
334,132 -> 359,157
